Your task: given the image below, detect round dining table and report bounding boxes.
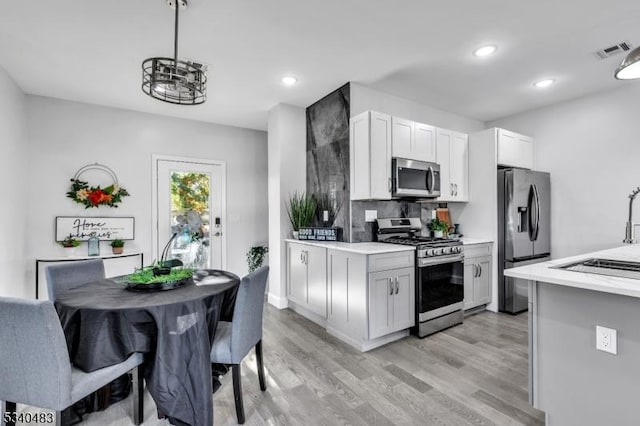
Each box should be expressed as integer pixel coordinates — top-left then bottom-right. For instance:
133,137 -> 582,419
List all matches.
54,269 -> 240,426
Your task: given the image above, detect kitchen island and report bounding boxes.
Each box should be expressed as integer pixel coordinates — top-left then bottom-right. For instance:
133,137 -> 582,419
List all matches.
505,244 -> 640,426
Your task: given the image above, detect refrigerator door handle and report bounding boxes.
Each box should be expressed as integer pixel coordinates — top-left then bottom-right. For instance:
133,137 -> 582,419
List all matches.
527,185 -> 536,241
533,184 -> 541,241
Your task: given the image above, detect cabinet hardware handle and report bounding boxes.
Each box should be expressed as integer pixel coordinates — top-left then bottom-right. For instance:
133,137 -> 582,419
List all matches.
455,184 -> 458,196
389,278 -> 393,295
395,277 -> 399,294
472,264 -> 477,277
388,177 -> 392,192
300,252 -> 303,263
478,264 -> 482,277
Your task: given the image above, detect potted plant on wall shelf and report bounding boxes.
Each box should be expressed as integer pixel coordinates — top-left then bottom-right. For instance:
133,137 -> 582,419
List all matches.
59,235 -> 81,248
428,218 -> 450,238
285,192 -> 316,239
110,239 -> 125,255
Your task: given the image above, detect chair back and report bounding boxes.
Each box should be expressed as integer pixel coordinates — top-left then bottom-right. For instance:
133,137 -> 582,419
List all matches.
0,297 -> 72,409
45,259 -> 105,302
229,266 -> 269,362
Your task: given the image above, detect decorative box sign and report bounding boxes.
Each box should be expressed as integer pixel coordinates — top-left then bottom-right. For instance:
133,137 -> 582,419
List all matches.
56,216 -> 135,241
298,227 -> 343,241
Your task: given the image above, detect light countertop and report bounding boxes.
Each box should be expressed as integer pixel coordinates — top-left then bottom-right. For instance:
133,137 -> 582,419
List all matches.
284,239 -> 415,255
460,238 -> 494,245
504,244 -> 640,299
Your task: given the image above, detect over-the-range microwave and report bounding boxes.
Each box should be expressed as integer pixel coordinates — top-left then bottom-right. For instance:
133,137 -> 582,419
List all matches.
392,157 -> 441,198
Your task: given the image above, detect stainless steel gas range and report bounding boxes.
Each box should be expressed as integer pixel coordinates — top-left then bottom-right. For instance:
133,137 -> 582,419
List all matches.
377,217 -> 464,337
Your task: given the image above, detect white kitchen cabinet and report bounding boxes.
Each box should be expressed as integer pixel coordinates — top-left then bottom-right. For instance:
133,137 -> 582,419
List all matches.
463,243 -> 493,310
436,128 -> 469,202
324,247 -> 415,351
391,118 -> 436,163
350,111 -> 392,200
497,129 -> 534,169
287,242 -> 327,319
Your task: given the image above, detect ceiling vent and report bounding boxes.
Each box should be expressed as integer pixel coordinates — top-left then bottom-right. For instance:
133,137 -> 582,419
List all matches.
594,41 -> 632,60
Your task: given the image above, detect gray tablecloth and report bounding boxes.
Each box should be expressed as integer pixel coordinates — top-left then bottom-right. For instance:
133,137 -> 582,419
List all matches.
55,269 -> 240,426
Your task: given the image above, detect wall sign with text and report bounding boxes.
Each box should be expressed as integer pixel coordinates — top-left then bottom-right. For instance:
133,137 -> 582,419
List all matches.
55,216 -> 135,241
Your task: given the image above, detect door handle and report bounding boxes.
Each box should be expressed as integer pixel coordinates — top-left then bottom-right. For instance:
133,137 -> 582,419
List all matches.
473,264 -> 477,277
389,278 -> 393,295
214,232 -> 222,237
532,184 -> 540,241
527,185 -> 536,241
395,277 -> 399,294
427,166 -> 435,193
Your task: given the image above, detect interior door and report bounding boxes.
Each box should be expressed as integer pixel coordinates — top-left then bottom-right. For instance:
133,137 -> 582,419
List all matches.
532,171 -> 551,256
504,169 -> 534,261
155,157 -> 225,269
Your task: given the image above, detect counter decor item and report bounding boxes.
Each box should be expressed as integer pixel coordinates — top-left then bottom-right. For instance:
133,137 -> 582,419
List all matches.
110,239 -> 125,255
428,218 -> 449,238
285,192 -> 316,239
247,245 -> 268,272
58,235 -> 81,248
66,163 -> 130,208
298,227 -> 343,242
87,233 -> 100,256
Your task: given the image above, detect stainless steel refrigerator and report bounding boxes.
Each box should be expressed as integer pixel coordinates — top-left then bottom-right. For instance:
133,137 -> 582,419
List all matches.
498,168 -> 551,313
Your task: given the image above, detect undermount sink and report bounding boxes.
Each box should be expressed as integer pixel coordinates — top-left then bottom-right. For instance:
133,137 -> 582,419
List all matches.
554,258 -> 640,280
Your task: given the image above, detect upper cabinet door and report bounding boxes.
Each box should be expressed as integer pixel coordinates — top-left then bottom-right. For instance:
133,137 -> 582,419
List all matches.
497,129 -> 534,170
414,123 -> 436,162
436,128 -> 452,201
370,112 -> 393,199
451,132 -> 469,201
391,117 -> 414,159
350,112 -> 371,201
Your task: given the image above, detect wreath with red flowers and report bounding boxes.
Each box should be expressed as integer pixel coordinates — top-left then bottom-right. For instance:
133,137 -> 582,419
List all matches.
66,164 -> 130,208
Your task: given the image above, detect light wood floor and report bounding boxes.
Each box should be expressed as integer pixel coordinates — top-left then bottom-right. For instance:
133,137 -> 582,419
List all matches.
17,306 -> 545,425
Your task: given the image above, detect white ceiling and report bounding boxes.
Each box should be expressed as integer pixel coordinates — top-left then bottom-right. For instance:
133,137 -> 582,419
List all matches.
2,0 -> 640,131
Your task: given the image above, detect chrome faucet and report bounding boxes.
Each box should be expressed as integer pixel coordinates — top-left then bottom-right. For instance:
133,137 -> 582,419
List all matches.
623,187 -> 640,244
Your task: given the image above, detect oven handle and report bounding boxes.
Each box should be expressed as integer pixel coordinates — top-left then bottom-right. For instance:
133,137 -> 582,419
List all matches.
417,254 -> 464,267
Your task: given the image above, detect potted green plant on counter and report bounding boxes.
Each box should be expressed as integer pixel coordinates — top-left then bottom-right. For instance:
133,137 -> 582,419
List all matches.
285,192 -> 316,239
110,239 -> 125,255
247,245 -> 268,273
428,218 -> 450,238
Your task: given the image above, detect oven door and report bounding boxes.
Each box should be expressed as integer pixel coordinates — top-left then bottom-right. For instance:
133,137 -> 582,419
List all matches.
417,255 -> 464,321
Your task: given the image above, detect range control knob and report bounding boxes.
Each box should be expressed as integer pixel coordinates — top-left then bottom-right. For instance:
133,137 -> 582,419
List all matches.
427,249 -> 436,256
443,247 -> 451,254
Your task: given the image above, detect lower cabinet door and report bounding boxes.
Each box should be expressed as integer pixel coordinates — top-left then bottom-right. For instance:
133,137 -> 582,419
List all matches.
287,243 -> 307,306
474,257 -> 491,305
306,245 -> 328,317
368,271 -> 394,339
392,267 -> 415,331
463,261 -> 476,310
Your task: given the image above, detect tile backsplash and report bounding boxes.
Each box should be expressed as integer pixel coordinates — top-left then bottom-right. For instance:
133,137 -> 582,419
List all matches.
351,200 -> 435,242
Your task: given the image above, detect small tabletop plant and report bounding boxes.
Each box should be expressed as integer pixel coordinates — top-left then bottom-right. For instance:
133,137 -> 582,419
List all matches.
286,192 -> 316,236
59,235 -> 81,248
110,239 -> 125,254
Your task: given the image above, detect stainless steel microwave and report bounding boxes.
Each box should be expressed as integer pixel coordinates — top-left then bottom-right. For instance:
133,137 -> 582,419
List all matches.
392,158 -> 441,198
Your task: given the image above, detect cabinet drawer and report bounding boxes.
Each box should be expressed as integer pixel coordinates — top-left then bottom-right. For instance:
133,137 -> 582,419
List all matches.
368,251 -> 414,273
464,243 -> 492,259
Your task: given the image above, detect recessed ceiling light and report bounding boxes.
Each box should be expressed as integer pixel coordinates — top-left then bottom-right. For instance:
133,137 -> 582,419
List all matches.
473,45 -> 497,57
534,79 -> 555,88
281,76 -> 298,86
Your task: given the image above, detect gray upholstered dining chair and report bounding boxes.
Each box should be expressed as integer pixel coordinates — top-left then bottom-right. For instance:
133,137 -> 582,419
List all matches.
45,259 -> 105,302
210,266 -> 269,424
0,297 -> 144,426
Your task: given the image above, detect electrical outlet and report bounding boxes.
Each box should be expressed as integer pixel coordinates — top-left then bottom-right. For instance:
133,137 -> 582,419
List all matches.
596,325 -> 617,355
365,210 -> 377,222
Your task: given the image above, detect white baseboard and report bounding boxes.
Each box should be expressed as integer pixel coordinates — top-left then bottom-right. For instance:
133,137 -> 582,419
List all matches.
267,292 -> 289,309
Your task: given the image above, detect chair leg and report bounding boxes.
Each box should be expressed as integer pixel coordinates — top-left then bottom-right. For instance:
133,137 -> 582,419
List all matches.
256,340 -> 266,392
232,364 -> 245,424
3,401 -> 16,426
55,408 -> 71,426
131,366 -> 144,425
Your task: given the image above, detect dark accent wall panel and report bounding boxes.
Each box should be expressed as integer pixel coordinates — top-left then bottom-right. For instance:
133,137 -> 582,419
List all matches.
306,83 -> 351,241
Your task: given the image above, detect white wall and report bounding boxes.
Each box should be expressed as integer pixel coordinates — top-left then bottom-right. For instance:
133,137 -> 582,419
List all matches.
0,66 -> 27,298
490,84 -> 640,258
25,96 -> 268,295
351,83 -> 485,133
267,103 -> 306,308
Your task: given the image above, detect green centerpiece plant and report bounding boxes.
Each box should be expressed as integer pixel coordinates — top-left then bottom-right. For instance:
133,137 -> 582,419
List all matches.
126,265 -> 194,285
